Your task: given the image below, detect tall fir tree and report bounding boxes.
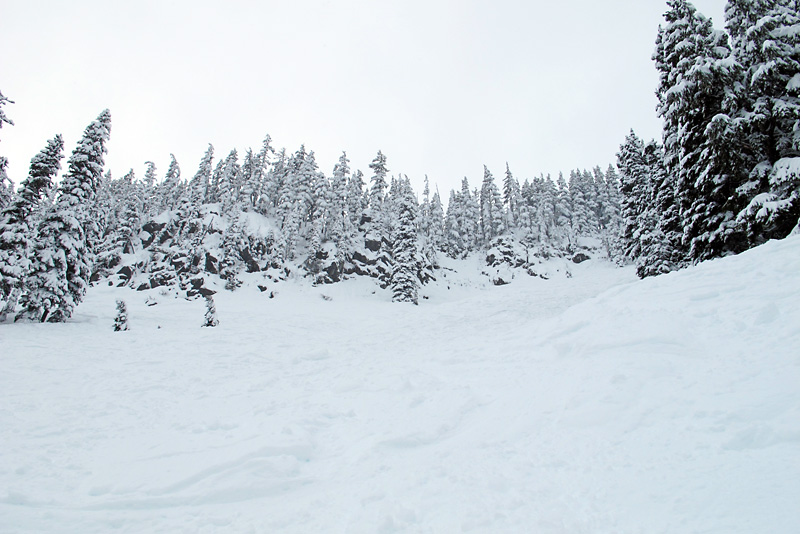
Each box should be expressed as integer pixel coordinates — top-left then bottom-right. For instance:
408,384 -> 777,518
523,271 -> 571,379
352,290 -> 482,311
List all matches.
503,163 -> 520,229
20,110 -> 111,322
655,0 -> 747,261
0,135 -> 64,319
617,131 -> 655,262
391,177 -> 419,305
728,0 -> 800,241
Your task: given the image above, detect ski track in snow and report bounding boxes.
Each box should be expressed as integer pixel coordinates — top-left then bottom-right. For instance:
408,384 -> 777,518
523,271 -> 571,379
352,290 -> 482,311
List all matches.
1,240 -> 800,533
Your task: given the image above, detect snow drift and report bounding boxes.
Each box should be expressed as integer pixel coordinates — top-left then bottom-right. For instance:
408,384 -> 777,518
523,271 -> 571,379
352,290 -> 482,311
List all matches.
1,236 -> 799,533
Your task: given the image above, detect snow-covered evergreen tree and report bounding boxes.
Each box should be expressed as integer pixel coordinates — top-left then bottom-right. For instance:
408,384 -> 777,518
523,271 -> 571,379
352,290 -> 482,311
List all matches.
728,0 -> 800,242
391,177 -> 419,305
113,299 -> 129,331
655,0 -> 747,261
158,154 -> 183,213
503,163 -> 520,229
328,151 -> 350,260
202,294 -> 218,327
346,168 -> 366,232
479,166 -> 505,245
368,151 -> 389,214
429,187 -> 445,250
0,135 -> 64,320
20,110 -> 111,322
617,131 -> 655,262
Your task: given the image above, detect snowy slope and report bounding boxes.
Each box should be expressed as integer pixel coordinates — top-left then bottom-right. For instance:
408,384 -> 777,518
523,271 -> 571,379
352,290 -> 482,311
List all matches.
1,237 -> 799,533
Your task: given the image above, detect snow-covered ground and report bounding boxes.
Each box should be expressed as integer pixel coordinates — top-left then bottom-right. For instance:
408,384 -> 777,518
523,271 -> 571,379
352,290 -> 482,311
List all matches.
2,238 -> 799,533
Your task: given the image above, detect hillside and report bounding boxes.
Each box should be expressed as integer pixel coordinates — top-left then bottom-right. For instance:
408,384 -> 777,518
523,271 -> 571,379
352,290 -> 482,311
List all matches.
1,236 -> 799,533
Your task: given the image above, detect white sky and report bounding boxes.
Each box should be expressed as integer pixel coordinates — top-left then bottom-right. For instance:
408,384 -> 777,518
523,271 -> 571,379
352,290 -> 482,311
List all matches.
1,0 -> 726,196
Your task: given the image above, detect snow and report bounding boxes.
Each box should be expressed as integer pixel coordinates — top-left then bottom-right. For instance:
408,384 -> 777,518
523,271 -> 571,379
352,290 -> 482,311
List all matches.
788,73 -> 800,92
2,237 -> 800,533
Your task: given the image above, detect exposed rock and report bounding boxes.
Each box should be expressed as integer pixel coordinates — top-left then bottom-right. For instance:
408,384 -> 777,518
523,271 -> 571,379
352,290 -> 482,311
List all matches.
204,253 -> 219,274
117,265 -> 134,283
365,238 -> 381,253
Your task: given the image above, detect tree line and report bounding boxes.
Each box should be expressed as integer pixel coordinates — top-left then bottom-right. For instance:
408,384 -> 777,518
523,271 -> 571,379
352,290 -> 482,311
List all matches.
618,0 -> 799,277
1,0 -> 797,322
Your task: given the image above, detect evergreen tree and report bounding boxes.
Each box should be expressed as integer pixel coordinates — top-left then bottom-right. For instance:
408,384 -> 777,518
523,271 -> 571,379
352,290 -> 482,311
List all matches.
444,189 -> 465,257
655,0 -> 747,261
391,178 -> 419,304
113,299 -> 129,331
0,158 -> 11,211
503,163 -> 520,228
158,153 -> 183,212
202,294 -> 219,327
419,175 -> 432,239
429,187 -> 445,251
728,0 -> 800,242
141,161 -> 157,217
368,150 -> 389,213
0,135 -> 64,319
480,166 -> 503,244
554,173 -> 573,245
218,149 -> 242,213
20,110 -> 111,322
568,170 -> 593,236
249,135 -> 273,213
220,215 -> 246,290
617,131 -> 654,261
363,151 -> 391,282
461,179 -> 481,251
259,146 -> 285,215
346,168 -> 366,231
328,151 -> 350,259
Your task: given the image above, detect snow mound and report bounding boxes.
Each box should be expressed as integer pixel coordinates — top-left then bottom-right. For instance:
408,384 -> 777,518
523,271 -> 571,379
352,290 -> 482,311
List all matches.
1,236 -> 799,533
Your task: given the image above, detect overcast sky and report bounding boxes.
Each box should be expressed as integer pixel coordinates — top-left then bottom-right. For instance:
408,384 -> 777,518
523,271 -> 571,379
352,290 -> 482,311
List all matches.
2,0 -> 726,196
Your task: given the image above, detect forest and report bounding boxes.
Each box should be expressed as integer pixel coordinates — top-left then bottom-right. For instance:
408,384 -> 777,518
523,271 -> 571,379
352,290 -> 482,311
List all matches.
0,0 -> 798,322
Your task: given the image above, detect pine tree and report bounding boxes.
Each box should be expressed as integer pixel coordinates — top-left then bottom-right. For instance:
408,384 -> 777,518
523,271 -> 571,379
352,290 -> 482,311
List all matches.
617,131 -> 654,261
444,189 -> 465,257
503,163 -> 520,229
460,178 -> 481,251
220,215 -> 246,290
655,0 -> 747,261
113,299 -> 129,331
346,168 -> 366,232
328,151 -> 350,260
158,154 -> 183,213
568,170 -> 593,236
0,135 -> 64,319
368,151 -> 389,213
0,158 -> 11,211
554,173 -> 573,246
114,169 -> 144,255
419,175 -> 432,239
141,161 -> 157,217
20,110 -> 111,322
480,166 -> 500,244
391,178 -> 419,305
218,149 -> 241,213
250,135 -> 273,213
728,0 -> 800,242
260,146 -> 285,216
363,151 -> 391,281
202,294 -> 218,327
